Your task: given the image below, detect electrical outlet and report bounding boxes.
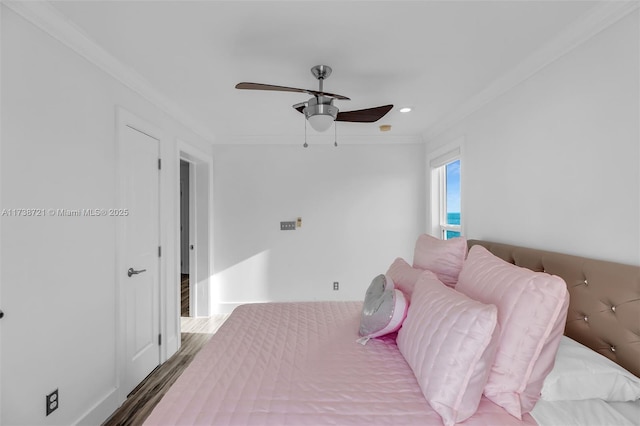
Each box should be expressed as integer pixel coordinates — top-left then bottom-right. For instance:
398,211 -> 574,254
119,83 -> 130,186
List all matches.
333,282 -> 339,291
46,389 -> 58,416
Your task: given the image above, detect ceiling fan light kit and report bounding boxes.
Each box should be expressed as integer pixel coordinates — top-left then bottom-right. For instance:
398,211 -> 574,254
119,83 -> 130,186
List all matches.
236,65 -> 394,146
304,96 -> 338,132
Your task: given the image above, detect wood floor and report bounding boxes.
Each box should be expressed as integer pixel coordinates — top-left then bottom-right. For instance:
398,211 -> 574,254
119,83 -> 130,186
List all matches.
181,274 -> 189,317
103,314 -> 229,426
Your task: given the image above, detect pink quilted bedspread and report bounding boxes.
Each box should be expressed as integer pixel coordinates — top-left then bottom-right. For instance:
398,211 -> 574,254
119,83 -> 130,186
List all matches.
144,301 -> 537,425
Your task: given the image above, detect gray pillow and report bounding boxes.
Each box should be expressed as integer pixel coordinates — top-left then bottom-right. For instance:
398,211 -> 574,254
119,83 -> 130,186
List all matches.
359,274 -> 408,339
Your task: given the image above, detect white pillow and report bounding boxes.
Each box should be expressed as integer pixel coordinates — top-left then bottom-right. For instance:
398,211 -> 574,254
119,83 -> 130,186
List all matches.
541,336 -> 640,401
531,399 -> 640,426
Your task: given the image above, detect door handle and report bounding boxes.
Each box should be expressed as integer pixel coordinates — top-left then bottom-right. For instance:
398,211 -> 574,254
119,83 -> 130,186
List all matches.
128,267 -> 147,277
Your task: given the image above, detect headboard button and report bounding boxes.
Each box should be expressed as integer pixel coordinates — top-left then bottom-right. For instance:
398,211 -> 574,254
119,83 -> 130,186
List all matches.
611,305 -> 616,313
610,346 -> 616,353
584,279 -> 588,285
583,316 -> 588,322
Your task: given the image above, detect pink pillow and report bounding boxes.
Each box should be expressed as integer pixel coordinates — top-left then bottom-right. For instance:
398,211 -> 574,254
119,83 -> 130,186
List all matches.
455,245 -> 570,419
412,234 -> 467,287
397,271 -> 500,426
386,257 -> 424,302
359,274 -> 408,339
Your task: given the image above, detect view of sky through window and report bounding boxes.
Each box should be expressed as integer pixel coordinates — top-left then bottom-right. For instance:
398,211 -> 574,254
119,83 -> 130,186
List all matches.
446,160 -> 460,227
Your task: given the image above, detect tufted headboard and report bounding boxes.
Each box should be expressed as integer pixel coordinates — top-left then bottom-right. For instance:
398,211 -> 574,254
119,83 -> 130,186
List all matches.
468,240 -> 640,378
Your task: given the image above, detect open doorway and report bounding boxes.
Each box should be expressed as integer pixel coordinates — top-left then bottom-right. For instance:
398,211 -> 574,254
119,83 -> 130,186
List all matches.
177,141 -> 213,322
179,159 -> 191,317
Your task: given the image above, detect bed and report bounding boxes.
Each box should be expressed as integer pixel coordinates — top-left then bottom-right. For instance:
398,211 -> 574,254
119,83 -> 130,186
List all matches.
144,238 -> 640,425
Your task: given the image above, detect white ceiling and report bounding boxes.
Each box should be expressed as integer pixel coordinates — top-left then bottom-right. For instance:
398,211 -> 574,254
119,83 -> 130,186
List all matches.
49,0 -> 602,144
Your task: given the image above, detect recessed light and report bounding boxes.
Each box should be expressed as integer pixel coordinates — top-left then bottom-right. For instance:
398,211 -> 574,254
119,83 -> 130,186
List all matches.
399,107 -> 412,113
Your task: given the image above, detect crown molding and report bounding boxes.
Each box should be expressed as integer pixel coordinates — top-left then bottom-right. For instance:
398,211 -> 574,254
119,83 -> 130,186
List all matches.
3,0 -> 216,144
422,0 -> 640,142
224,133 -> 423,146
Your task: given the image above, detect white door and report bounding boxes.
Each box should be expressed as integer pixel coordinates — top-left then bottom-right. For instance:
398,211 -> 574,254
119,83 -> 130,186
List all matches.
122,124 -> 160,394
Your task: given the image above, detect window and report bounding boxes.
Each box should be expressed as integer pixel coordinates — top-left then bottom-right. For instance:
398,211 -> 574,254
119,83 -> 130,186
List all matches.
430,146 -> 462,240
441,159 -> 461,239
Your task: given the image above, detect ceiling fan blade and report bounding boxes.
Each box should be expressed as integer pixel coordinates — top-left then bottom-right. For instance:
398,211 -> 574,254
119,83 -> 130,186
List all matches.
236,82 -> 307,94
236,82 -> 350,101
336,105 -> 393,123
292,102 -> 307,114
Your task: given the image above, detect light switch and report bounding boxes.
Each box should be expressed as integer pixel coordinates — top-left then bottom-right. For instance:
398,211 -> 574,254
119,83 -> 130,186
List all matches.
280,221 -> 296,230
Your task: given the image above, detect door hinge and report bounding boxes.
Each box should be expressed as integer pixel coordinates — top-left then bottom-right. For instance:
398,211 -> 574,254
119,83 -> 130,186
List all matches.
158,334 -> 162,346
158,158 -> 162,170
158,246 -> 162,257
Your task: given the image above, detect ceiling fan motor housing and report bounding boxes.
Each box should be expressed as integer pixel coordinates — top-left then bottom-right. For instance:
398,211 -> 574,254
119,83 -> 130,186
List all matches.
303,96 -> 338,120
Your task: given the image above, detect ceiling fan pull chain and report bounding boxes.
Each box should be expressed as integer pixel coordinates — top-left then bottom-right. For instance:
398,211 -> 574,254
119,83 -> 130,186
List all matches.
334,122 -> 338,147
303,116 -> 308,148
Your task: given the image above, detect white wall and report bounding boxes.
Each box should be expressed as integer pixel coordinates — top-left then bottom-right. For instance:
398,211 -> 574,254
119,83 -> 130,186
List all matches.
426,11 -> 639,266
210,143 -> 426,312
0,6 -> 210,425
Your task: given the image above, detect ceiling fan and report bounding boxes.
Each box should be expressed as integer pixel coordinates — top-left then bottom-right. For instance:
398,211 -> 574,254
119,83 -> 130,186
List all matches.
235,65 -> 393,133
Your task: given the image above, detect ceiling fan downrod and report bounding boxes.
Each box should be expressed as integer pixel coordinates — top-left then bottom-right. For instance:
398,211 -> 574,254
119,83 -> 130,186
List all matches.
311,65 -> 332,93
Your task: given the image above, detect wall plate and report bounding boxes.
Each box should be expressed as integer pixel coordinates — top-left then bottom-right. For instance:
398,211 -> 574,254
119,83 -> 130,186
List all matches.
46,389 -> 59,416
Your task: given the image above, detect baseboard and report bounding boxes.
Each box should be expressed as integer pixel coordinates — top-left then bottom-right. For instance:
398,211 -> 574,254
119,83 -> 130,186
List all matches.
74,387 -> 122,426
166,334 -> 179,359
